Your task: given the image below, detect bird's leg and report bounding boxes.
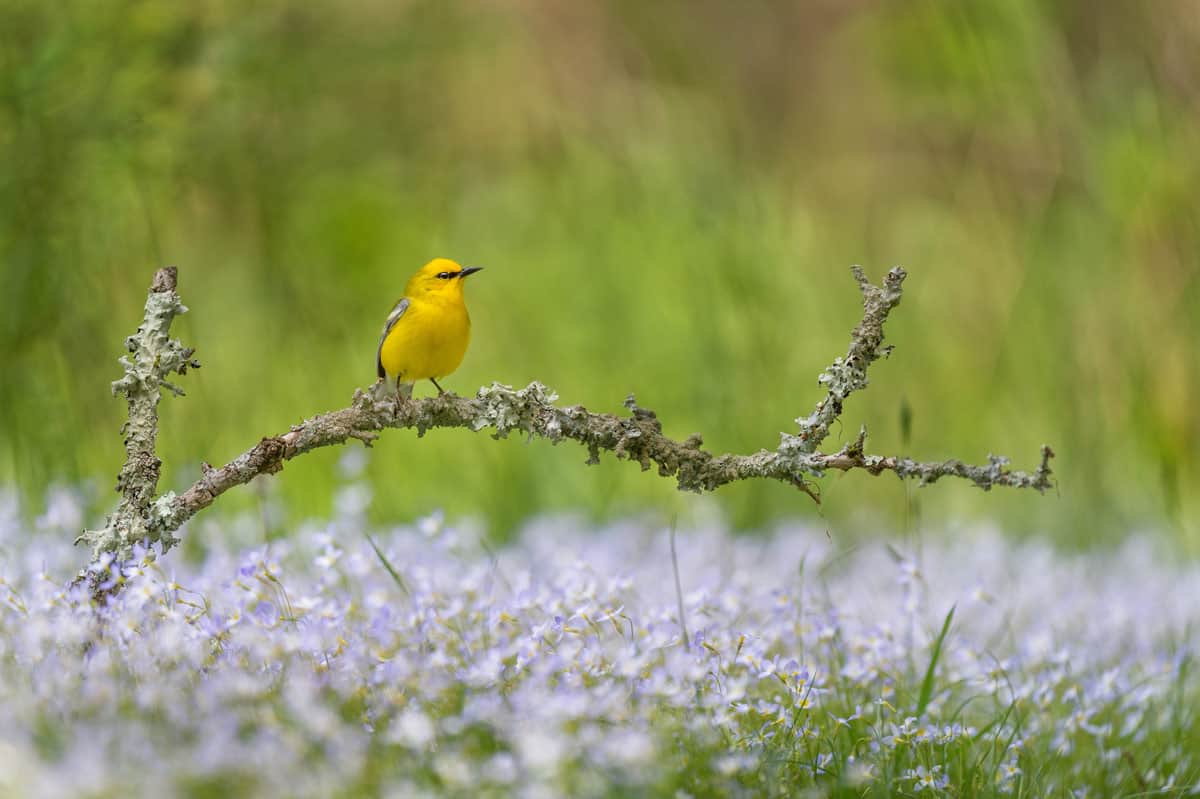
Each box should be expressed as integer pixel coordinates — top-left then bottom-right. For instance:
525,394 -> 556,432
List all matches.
430,377 -> 446,396
391,376 -> 414,410
393,377 -> 417,417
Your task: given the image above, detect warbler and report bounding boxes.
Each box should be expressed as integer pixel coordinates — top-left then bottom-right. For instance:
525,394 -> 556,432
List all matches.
376,258 -> 483,399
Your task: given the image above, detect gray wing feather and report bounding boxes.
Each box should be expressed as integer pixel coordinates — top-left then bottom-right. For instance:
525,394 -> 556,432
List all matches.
376,297 -> 411,379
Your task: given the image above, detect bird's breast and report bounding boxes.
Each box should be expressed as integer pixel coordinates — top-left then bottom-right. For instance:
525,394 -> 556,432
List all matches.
379,297 -> 471,380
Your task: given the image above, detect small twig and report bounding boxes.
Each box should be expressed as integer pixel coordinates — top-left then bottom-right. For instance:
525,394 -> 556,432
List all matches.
789,266 -> 905,454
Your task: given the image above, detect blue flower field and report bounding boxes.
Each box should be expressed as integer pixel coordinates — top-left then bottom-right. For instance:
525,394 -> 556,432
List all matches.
2,481 -> 1196,797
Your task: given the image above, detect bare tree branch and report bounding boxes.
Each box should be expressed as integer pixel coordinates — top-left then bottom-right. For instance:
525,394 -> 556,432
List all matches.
79,265 -> 1055,567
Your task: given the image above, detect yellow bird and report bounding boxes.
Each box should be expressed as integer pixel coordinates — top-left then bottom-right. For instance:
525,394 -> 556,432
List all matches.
376,258 -> 483,397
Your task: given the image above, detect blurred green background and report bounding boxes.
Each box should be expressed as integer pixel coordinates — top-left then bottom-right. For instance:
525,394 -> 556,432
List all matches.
2,0 -> 1197,546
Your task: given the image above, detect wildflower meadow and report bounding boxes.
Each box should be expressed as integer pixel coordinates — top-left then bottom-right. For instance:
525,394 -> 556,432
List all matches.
3,3 -> 1198,797
3,471 -> 1196,797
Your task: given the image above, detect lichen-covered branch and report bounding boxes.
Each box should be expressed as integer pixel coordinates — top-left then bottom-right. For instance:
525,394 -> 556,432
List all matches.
786,265 -> 905,455
149,382 -> 1054,541
77,267 -> 199,560
82,264 -> 1055,566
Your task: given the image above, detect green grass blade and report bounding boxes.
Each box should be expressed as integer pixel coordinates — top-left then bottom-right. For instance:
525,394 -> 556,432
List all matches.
364,532 -> 411,597
917,604 -> 956,717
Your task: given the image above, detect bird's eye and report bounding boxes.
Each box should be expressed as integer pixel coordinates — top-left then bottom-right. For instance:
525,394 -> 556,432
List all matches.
436,271 -> 451,280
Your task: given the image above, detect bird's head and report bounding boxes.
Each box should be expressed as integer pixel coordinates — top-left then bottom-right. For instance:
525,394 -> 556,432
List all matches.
405,258 -> 483,299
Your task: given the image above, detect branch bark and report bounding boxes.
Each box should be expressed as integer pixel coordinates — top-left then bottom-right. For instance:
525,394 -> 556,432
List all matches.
79,265 -> 1055,566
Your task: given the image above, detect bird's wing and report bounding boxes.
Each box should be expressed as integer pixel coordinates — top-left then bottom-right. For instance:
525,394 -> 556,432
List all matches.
376,297 -> 411,379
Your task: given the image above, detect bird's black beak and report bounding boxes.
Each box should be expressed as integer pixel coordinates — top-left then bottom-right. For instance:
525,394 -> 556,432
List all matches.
458,266 -> 483,278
